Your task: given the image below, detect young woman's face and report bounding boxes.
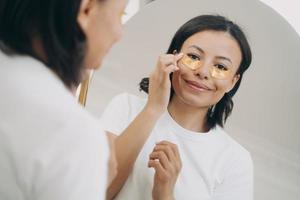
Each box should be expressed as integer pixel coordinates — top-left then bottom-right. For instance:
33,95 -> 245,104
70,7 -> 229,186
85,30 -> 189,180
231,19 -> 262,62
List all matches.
78,0 -> 128,69
172,30 -> 242,109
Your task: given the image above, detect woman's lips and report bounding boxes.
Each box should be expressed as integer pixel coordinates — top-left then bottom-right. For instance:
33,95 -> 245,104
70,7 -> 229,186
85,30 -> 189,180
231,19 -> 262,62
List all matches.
185,80 -> 211,92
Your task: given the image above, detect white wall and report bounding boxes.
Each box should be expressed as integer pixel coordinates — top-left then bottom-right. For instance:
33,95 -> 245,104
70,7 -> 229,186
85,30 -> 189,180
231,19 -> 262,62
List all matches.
259,0 -> 300,36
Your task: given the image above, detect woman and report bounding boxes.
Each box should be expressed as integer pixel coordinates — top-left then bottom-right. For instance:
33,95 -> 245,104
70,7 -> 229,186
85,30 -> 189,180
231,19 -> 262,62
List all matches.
0,0 -> 127,199
101,15 -> 253,200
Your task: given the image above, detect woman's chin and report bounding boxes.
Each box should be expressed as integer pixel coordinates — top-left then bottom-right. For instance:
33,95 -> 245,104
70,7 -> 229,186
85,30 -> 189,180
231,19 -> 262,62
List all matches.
93,61 -> 103,70
86,59 -> 103,70
177,91 -> 211,109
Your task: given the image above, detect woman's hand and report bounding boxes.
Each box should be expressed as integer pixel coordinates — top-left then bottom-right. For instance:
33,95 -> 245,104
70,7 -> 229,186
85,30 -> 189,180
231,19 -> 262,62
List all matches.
148,141 -> 182,200
145,53 -> 183,117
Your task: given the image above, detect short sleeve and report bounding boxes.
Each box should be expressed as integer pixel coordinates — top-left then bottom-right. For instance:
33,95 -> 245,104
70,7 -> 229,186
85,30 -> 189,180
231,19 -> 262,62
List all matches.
213,152 -> 254,200
100,93 -> 131,136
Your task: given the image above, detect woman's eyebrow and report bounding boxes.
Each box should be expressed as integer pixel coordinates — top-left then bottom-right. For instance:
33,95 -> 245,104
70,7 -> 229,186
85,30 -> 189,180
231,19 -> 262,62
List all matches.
188,45 -> 204,54
216,56 -> 232,64
188,45 -> 232,64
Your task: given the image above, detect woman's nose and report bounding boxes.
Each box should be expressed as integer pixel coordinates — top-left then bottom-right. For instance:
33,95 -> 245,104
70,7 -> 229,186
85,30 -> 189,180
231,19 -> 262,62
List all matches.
193,62 -> 211,80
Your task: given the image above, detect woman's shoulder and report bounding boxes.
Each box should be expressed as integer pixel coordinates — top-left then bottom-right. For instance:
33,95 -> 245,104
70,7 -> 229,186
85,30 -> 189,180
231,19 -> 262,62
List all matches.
108,92 -> 147,112
111,92 -> 146,103
214,126 -> 252,161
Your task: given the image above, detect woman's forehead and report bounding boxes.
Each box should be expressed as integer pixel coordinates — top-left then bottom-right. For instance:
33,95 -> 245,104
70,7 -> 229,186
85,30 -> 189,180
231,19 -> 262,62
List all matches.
181,31 -> 242,64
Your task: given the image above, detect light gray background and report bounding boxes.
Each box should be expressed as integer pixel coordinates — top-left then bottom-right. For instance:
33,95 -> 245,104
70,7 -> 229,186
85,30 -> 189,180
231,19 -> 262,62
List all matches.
87,0 -> 300,199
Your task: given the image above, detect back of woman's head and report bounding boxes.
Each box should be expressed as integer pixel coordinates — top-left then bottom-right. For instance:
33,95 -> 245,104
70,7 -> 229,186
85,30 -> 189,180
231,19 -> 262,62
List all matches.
0,0 -> 86,88
140,15 -> 252,128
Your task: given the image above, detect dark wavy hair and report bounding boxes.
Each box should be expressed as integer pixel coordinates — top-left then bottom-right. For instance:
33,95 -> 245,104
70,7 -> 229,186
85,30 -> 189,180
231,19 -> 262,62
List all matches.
139,15 -> 252,129
0,0 -> 92,88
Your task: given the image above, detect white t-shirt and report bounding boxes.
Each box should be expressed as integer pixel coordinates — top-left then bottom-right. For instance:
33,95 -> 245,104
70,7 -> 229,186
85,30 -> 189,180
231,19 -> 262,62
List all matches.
100,93 -> 253,200
0,51 -> 109,200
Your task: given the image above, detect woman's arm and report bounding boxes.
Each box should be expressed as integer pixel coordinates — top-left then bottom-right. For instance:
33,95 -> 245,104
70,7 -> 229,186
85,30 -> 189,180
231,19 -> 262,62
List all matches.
106,53 -> 183,200
106,107 -> 160,200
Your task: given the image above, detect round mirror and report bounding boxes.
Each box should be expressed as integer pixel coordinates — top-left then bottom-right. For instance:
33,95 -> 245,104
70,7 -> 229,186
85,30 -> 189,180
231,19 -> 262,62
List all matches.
88,0 -> 300,199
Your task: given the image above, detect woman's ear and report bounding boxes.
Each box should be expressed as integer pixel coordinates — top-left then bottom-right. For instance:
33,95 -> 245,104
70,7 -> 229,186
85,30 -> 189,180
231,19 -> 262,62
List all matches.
226,74 -> 240,93
77,0 -> 96,32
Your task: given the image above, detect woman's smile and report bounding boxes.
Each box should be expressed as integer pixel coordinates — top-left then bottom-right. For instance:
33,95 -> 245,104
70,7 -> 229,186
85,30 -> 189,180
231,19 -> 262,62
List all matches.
184,79 -> 214,93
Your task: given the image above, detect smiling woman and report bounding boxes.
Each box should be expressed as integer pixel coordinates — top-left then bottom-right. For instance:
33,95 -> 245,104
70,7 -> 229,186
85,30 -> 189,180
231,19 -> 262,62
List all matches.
100,15 -> 253,200
87,0 -> 300,199
141,15 -> 251,129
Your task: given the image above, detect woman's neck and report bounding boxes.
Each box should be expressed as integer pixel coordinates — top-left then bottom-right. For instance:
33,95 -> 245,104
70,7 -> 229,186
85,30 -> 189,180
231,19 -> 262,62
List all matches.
167,95 -> 210,133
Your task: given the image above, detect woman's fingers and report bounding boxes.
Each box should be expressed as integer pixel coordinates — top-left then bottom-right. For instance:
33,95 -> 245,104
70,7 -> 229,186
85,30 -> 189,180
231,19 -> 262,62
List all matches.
151,53 -> 183,83
149,151 -> 171,170
148,159 -> 173,184
148,159 -> 165,174
158,53 -> 183,69
149,141 -> 182,173
163,64 -> 179,74
157,141 -> 181,160
155,141 -> 182,171
159,54 -> 177,65
148,151 -> 174,180
174,52 -> 184,62
153,144 -> 176,162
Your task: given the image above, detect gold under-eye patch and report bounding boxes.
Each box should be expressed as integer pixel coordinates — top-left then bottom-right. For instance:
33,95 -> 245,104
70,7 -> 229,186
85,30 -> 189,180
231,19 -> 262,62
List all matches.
179,54 -> 202,70
209,67 -> 231,80
179,53 -> 232,80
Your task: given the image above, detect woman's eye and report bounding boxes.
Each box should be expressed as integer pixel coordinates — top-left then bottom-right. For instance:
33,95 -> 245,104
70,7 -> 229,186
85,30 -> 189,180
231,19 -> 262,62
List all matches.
187,54 -> 200,61
215,64 -> 228,71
